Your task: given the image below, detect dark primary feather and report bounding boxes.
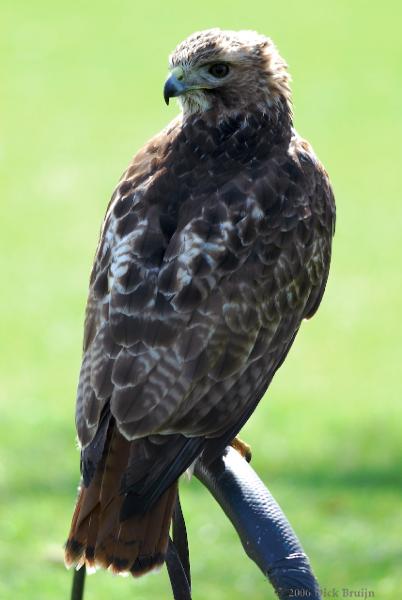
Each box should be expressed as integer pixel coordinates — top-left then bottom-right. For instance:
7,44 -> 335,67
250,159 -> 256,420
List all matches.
75,100 -> 334,516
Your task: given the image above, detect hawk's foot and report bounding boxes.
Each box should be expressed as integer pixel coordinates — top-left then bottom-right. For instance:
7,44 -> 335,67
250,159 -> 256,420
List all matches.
231,437 -> 252,462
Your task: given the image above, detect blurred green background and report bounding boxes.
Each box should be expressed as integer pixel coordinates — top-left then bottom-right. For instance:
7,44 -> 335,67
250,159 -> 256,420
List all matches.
1,0 -> 401,598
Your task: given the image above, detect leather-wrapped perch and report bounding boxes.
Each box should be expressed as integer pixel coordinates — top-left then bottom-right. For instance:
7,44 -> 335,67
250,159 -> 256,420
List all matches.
195,446 -> 322,600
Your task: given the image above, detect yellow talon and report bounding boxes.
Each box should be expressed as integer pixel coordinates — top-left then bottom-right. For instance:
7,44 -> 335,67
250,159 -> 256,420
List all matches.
231,437 -> 252,462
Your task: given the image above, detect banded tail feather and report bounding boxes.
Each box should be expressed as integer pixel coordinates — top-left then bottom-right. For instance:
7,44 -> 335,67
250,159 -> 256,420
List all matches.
65,423 -> 178,576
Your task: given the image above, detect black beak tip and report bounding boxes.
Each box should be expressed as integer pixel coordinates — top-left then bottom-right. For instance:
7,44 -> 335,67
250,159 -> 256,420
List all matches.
163,76 -> 186,106
163,79 -> 174,106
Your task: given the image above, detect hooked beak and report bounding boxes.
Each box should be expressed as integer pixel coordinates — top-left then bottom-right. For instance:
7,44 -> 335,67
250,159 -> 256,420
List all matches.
163,70 -> 189,105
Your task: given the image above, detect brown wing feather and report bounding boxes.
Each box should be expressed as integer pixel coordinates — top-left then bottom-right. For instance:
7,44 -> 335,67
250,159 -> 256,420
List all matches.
76,114 -> 334,453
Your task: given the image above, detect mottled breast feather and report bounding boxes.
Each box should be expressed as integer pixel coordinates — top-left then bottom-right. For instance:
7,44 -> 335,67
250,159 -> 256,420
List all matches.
76,104 -> 335,498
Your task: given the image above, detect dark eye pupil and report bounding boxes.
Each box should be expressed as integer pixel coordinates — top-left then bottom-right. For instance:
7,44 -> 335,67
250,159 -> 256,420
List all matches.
209,63 -> 229,78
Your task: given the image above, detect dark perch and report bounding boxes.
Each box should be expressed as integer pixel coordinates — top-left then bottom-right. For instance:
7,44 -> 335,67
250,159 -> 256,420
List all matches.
71,564 -> 85,600
195,447 -> 322,600
71,446 -> 322,600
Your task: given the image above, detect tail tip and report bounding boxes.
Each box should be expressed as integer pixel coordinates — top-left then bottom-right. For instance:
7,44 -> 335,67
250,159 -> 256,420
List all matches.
130,552 -> 166,577
64,538 -> 87,570
65,537 -> 166,578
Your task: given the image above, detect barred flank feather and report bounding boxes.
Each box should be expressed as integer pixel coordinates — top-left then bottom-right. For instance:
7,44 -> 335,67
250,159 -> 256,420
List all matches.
65,424 -> 177,576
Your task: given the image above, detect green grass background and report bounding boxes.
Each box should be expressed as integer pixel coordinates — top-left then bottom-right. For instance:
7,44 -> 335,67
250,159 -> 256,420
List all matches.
1,0 -> 401,598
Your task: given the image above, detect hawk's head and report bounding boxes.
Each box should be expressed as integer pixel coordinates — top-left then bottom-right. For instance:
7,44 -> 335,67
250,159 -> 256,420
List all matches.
164,29 -> 291,116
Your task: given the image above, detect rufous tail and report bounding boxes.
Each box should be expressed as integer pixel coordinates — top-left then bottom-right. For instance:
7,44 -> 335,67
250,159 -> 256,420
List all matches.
65,425 -> 177,576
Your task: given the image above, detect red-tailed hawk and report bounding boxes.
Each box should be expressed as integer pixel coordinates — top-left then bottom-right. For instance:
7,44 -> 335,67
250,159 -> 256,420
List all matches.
65,28 -> 335,578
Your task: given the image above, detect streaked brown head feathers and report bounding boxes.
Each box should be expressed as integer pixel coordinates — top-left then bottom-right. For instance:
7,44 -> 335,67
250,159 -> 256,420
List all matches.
165,28 -> 292,116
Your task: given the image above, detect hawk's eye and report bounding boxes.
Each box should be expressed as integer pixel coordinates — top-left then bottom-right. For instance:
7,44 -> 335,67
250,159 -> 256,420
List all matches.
208,63 -> 230,78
